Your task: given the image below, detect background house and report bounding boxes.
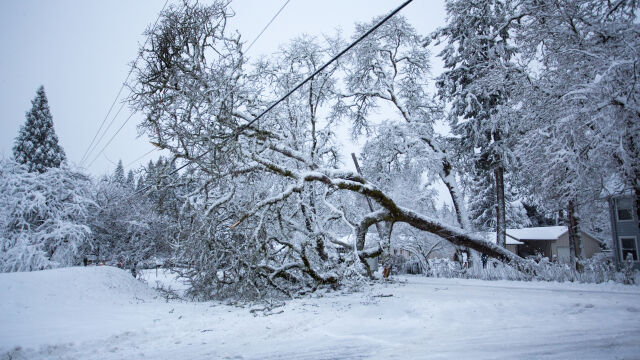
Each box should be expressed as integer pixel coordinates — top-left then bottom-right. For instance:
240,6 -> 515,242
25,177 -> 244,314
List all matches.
473,232 -> 523,255
609,195 -> 640,269
477,226 -> 603,262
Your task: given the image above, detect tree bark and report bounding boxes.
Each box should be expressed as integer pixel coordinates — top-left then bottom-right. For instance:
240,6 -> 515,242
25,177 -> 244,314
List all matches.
635,185 -> 640,239
567,200 -> 582,267
632,165 -> 640,239
494,166 -> 506,248
419,137 -> 470,230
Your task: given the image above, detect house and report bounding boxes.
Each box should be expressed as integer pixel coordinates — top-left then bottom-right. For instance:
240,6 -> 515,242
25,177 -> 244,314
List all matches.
391,247 -> 413,259
609,195 -> 640,269
473,231 -> 523,255
476,226 -> 603,262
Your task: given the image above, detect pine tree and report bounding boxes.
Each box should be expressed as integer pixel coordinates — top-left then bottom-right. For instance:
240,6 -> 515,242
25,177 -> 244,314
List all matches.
434,0 -> 522,245
468,170 -> 531,231
468,170 -> 496,231
113,159 -> 125,184
126,170 -> 135,188
13,86 -> 66,173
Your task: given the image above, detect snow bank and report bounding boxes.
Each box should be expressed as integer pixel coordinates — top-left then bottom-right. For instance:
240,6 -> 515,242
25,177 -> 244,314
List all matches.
2,268 -> 640,359
0,266 -> 160,351
138,268 -> 191,297
0,266 -> 158,306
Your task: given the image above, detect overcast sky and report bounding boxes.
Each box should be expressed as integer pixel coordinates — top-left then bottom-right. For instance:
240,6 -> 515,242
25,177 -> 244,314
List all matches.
0,0 -> 446,176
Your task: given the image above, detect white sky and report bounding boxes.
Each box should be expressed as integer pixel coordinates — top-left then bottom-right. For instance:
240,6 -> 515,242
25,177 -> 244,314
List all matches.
0,0 -> 447,176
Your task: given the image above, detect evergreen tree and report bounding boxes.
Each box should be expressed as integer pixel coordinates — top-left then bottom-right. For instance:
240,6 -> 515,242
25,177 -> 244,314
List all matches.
113,160 -> 125,184
434,0 -> 523,245
126,170 -> 135,188
522,203 -> 555,228
13,86 -> 66,173
143,157 -> 181,217
467,170 -> 495,231
468,169 -> 531,231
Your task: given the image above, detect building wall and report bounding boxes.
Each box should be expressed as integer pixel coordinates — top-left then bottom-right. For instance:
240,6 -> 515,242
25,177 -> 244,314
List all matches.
551,234 -> 569,261
391,248 -> 412,260
609,196 -> 640,269
581,233 -> 602,258
552,232 -> 601,260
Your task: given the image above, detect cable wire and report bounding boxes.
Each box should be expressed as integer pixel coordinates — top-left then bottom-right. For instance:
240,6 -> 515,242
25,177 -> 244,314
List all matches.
80,0 -> 170,165
169,0 -> 414,175
86,111 -> 136,168
244,0 -> 291,54
81,101 -> 126,164
125,148 -> 159,168
102,153 -> 117,166
130,0 -> 413,199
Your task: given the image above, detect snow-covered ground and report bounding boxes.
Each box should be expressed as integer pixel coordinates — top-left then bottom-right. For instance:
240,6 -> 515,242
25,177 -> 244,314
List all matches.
2,267 -> 640,359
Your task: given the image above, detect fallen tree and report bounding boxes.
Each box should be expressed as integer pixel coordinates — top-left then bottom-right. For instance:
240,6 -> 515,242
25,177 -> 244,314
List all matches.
127,0 -> 527,300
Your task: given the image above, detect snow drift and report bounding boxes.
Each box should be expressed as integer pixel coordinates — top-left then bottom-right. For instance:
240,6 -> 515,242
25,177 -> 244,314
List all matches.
2,266 -> 640,359
0,266 -> 159,352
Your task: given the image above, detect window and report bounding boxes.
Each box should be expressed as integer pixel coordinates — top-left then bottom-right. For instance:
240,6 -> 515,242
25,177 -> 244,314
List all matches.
620,237 -> 638,261
618,208 -> 633,221
616,198 -> 634,221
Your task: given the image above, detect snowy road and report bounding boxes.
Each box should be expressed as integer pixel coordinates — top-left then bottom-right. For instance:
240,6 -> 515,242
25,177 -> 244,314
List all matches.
2,267 -> 640,359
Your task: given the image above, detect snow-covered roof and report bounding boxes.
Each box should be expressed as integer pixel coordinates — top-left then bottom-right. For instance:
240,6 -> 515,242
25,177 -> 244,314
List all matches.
475,226 -> 568,245
507,226 -> 568,241
474,226 -> 572,244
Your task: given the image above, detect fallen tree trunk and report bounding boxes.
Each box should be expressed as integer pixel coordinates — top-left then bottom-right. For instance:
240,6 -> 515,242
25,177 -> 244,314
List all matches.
250,156 -> 527,269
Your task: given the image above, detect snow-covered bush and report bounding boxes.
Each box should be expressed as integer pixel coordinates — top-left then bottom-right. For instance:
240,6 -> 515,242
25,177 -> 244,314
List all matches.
88,174 -> 173,269
421,253 -> 638,285
0,159 -> 93,272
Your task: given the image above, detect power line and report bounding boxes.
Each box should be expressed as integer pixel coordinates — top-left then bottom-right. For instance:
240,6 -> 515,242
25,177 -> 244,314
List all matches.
126,0 -> 413,201
80,87 -> 127,165
241,0 -> 414,135
88,0 -> 290,172
102,153 -> 117,167
244,0 -> 291,54
80,0 -> 170,166
165,0 -> 414,178
125,148 -> 159,168
86,111 -> 136,168
81,101 -> 126,164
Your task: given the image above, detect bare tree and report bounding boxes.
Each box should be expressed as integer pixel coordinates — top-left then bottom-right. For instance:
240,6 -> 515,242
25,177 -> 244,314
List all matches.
341,16 -> 471,231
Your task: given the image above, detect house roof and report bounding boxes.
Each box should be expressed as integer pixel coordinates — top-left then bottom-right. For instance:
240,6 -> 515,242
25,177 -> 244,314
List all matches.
474,226 -> 571,244
507,226 -> 568,241
507,226 -> 606,244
